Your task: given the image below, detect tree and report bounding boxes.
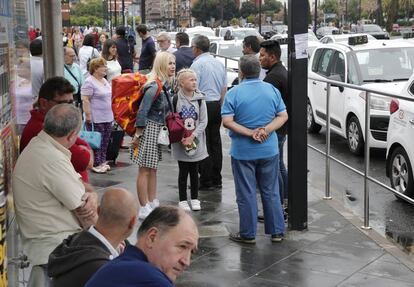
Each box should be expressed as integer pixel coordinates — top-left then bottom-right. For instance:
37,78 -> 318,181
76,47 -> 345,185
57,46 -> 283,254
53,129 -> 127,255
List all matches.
262,0 -> 283,13
361,0 -> 377,20
240,1 -> 257,18
191,0 -> 238,26
321,0 -> 340,14
70,0 -> 105,26
347,0 -> 360,23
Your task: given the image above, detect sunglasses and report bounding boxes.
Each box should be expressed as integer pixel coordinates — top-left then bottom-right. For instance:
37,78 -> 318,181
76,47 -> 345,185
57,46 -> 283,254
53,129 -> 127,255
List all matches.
50,99 -> 74,105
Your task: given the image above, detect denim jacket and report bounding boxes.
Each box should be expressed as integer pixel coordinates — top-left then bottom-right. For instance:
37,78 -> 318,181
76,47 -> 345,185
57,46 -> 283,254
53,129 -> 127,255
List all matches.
135,80 -> 171,127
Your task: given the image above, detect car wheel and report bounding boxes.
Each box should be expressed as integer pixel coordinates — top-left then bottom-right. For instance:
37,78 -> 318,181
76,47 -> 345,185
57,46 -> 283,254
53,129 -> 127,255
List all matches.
307,100 -> 321,133
388,146 -> 414,199
346,116 -> 364,155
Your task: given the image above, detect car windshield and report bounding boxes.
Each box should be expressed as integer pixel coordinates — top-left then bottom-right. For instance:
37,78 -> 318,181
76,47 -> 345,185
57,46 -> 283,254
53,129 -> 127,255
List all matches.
355,47 -> 414,82
363,25 -> 382,32
233,29 -> 261,39
217,43 -> 243,58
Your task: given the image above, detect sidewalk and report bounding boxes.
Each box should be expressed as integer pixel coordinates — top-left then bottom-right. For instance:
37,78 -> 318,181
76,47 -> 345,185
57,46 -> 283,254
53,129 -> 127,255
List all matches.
90,144 -> 414,287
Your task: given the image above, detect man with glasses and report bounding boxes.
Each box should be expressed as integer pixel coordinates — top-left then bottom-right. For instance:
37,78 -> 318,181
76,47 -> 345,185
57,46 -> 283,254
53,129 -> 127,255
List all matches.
63,47 -> 84,107
20,76 -> 93,183
156,32 -> 176,53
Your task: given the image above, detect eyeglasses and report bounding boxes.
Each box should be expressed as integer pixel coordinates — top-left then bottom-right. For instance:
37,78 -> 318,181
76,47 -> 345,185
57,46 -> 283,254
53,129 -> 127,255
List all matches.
50,99 -> 74,105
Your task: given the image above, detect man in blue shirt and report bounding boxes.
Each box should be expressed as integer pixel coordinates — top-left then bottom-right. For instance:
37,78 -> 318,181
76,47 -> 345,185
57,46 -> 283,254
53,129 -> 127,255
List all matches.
85,206 -> 199,287
174,32 -> 195,72
190,35 -> 227,190
136,24 -> 156,73
221,55 -> 288,244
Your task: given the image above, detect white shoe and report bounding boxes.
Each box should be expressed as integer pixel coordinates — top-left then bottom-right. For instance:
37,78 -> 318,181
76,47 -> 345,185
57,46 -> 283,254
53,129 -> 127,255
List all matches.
92,165 -> 107,174
149,199 -> 160,209
178,201 -> 191,211
190,199 -> 201,211
138,203 -> 152,220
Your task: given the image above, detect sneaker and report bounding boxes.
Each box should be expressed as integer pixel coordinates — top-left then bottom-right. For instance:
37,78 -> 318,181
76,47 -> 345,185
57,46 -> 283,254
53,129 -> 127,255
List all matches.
229,232 -> 256,244
138,203 -> 152,220
257,215 -> 265,223
92,165 -> 107,174
178,201 -> 191,211
271,233 -> 284,242
190,199 -> 201,211
149,199 -> 160,209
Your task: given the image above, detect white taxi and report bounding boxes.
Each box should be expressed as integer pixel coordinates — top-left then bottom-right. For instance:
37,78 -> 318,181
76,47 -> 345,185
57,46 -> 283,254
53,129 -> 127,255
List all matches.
308,35 -> 414,155
386,73 -> 414,199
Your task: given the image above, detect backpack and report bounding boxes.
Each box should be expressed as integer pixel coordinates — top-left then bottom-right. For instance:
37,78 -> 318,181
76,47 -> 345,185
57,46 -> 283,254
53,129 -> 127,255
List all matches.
112,72 -> 163,136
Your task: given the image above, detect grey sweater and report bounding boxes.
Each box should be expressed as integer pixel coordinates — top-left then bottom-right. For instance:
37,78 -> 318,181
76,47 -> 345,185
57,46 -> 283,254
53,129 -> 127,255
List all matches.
171,89 -> 208,162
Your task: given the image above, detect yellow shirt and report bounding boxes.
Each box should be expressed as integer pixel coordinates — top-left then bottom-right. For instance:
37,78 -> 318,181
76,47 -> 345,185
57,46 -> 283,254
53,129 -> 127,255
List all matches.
12,130 -> 84,265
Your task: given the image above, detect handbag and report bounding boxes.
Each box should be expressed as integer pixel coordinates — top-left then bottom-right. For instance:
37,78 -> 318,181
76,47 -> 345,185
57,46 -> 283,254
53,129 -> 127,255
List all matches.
157,126 -> 170,145
79,121 -> 102,150
164,87 -> 185,143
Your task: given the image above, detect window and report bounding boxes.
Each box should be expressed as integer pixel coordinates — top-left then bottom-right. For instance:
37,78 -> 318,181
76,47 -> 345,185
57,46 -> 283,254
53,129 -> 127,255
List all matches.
311,49 -> 323,72
209,43 -> 217,54
330,52 -> 345,82
316,49 -> 334,76
348,56 -> 360,85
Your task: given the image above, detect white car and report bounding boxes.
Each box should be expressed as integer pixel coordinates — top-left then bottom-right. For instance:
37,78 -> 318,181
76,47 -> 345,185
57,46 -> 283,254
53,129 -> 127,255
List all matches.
308,36 -> 414,155
209,39 -> 243,87
386,73 -> 414,199
320,33 -> 377,44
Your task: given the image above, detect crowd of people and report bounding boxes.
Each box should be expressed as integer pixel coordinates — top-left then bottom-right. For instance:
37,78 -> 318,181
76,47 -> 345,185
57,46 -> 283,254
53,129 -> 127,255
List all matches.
15,23 -> 290,286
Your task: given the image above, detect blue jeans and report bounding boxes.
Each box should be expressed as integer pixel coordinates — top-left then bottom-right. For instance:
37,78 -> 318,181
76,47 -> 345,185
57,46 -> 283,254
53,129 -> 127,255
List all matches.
278,134 -> 288,202
231,155 -> 285,238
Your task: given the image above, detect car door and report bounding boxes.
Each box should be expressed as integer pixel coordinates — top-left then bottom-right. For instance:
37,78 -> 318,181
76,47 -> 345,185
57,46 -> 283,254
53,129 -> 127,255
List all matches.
310,48 -> 336,124
328,51 -> 346,133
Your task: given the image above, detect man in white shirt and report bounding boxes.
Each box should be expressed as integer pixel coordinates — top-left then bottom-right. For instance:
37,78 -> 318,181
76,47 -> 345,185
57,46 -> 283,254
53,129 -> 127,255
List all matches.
157,32 -> 177,53
13,104 -> 98,287
48,188 -> 138,287
29,39 -> 44,100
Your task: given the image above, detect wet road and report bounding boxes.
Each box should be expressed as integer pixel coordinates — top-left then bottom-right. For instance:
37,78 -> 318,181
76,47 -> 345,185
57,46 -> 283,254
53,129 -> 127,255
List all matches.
307,128 -> 414,251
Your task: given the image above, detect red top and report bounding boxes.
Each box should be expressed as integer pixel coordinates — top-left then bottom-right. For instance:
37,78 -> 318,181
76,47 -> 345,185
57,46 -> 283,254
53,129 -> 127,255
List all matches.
20,109 -> 91,182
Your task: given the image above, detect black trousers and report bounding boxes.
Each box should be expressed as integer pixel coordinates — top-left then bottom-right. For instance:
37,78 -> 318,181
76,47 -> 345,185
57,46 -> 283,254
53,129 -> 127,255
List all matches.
199,101 -> 223,186
178,161 -> 199,201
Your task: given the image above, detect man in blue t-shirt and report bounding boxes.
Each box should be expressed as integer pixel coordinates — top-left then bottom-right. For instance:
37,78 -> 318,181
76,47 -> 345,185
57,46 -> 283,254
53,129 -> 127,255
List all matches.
221,55 -> 288,244
136,24 -> 156,73
85,206 -> 199,287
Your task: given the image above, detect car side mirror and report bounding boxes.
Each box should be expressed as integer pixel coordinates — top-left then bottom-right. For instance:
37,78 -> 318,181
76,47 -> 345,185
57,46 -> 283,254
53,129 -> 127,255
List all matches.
328,74 -> 345,92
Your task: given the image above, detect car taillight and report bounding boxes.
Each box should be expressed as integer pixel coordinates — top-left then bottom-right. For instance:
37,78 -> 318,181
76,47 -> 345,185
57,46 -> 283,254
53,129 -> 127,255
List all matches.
390,99 -> 399,114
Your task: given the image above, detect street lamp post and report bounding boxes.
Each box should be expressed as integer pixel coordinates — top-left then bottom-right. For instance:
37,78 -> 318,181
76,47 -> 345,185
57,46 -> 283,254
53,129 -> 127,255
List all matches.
314,0 -> 317,33
258,0 -> 262,34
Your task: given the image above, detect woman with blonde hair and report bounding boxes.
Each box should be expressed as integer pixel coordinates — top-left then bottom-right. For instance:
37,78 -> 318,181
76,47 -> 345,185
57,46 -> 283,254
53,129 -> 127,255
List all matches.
81,57 -> 114,173
131,51 -> 176,219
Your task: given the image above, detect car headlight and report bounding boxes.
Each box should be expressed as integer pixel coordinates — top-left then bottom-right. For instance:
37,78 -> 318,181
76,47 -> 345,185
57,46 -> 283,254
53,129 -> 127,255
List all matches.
359,93 -> 390,111
370,95 -> 390,110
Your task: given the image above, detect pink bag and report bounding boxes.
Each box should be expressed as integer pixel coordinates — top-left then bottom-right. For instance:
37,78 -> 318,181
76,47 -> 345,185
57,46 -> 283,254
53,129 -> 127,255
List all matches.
166,112 -> 185,143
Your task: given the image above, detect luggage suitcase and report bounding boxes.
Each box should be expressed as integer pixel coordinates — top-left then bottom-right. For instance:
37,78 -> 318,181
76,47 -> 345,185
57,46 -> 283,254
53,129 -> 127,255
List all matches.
106,125 -> 124,164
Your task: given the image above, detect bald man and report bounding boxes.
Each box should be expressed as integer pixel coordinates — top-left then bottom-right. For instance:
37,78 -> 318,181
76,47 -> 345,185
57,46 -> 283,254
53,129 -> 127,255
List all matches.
48,188 -> 138,287
86,206 -> 199,287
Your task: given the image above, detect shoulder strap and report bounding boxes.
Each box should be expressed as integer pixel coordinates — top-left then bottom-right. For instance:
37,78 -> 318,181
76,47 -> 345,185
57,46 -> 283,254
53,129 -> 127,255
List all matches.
64,65 -> 81,88
198,99 -> 202,108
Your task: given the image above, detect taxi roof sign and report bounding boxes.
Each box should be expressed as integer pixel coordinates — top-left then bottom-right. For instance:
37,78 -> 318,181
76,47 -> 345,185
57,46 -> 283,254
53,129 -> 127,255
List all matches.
348,35 -> 368,45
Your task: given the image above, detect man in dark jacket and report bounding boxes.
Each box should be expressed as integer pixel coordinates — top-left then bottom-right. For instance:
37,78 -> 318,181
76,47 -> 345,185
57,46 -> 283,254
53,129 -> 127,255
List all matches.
48,188 -> 138,287
174,32 -> 195,73
259,40 -> 289,217
115,26 -> 135,72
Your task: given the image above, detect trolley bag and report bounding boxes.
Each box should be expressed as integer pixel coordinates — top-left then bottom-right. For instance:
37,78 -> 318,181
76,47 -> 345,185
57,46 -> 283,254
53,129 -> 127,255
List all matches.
106,124 -> 124,164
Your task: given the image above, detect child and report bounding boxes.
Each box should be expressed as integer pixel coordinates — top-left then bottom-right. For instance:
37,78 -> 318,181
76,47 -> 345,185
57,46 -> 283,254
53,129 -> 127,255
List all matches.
171,69 -> 208,211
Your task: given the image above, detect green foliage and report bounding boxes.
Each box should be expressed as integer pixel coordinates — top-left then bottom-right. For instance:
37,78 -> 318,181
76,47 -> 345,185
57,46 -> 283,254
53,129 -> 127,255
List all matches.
230,18 -> 239,26
262,0 -> 283,13
191,0 -> 238,25
70,0 -> 105,26
240,1 -> 257,18
321,0 -> 339,14
247,15 -> 256,24
347,0 -> 360,24
71,15 -> 104,27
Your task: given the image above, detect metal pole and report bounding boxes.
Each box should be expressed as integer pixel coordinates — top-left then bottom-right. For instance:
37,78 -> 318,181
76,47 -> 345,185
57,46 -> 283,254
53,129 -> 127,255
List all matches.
141,0 -> 146,24
40,0 -> 64,78
189,0 -> 192,27
115,0 -> 118,28
109,0 -> 113,36
259,0 -> 262,34
362,92 -> 372,230
324,83 -> 332,200
122,0 -> 126,26
314,0 -> 317,33
288,0 -> 308,231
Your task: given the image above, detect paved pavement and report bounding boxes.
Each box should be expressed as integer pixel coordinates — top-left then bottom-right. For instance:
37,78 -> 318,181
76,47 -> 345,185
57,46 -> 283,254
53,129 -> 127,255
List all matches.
89,140 -> 414,287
